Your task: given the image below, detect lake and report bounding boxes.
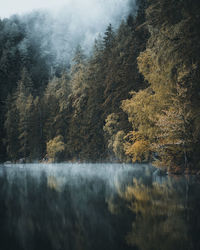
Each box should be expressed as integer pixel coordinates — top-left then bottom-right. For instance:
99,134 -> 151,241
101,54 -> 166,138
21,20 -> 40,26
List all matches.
0,163 -> 200,250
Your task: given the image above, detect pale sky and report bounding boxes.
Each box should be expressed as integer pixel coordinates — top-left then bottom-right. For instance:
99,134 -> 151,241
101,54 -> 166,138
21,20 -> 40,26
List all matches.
0,0 -> 88,18
0,0 -> 132,62
0,0 -> 131,18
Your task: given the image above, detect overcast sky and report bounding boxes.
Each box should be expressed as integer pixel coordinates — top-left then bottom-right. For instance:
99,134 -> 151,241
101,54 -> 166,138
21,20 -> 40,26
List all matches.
0,0 -> 134,63
0,0 -> 131,18
0,0 -> 68,18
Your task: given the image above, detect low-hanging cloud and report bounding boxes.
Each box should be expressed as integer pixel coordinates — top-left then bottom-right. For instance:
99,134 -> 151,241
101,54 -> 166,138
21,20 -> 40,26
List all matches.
15,0 -> 137,66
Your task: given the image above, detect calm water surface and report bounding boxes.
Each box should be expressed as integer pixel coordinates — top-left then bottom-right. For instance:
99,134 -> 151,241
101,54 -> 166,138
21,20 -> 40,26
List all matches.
0,163 -> 200,250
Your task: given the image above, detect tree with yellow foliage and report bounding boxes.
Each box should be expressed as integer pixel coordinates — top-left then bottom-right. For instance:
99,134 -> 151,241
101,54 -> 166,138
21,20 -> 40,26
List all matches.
46,135 -> 65,162
122,0 -> 200,171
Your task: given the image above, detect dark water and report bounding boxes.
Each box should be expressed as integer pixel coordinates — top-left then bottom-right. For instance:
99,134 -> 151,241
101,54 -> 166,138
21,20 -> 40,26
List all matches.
0,163 -> 200,250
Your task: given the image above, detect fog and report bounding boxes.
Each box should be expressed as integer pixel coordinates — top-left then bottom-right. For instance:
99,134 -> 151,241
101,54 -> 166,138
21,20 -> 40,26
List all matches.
0,163 -> 153,189
5,0 -> 137,66
0,0 -> 134,18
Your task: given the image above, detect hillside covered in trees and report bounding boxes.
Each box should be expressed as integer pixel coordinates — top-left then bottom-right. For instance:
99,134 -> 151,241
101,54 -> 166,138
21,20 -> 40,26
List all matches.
0,0 -> 200,173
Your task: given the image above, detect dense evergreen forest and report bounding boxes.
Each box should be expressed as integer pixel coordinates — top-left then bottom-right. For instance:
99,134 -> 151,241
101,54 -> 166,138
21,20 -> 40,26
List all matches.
0,0 -> 200,173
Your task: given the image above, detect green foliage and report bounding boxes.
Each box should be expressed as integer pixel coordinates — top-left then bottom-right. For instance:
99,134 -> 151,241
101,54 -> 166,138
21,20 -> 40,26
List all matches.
112,130 -> 128,162
0,16 -> 52,161
4,95 -> 19,160
104,113 -> 130,162
4,69 -> 44,161
43,72 -> 70,142
2,0 -> 200,170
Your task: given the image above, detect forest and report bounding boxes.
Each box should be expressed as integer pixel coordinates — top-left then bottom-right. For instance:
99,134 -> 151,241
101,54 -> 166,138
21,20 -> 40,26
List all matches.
0,0 -> 200,173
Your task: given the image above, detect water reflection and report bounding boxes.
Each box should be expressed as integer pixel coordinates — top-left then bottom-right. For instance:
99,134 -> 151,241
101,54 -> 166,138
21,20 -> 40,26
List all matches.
112,174 -> 200,250
0,164 -> 200,250
121,180 -> 188,250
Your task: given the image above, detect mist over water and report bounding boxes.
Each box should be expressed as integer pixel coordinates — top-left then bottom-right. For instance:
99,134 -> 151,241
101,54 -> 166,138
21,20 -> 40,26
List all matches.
0,163 -> 151,190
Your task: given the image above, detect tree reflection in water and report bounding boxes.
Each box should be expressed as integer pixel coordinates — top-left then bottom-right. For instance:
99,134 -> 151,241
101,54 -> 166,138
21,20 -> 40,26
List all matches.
0,164 -> 200,250
0,164 -> 136,250
120,179 -> 188,250
109,175 -> 200,250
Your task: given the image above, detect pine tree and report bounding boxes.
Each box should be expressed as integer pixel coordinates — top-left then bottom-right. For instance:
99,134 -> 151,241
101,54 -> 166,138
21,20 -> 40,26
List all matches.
15,69 -> 34,160
103,24 -> 115,51
43,72 -> 70,144
4,94 -> 19,160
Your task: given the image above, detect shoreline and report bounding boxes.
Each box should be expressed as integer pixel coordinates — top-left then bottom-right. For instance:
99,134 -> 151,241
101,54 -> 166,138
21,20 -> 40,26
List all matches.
1,161 -> 200,177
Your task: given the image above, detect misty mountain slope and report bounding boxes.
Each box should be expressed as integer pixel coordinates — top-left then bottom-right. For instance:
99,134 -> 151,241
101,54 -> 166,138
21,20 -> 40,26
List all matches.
0,0 -> 137,161
1,0 -> 200,173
